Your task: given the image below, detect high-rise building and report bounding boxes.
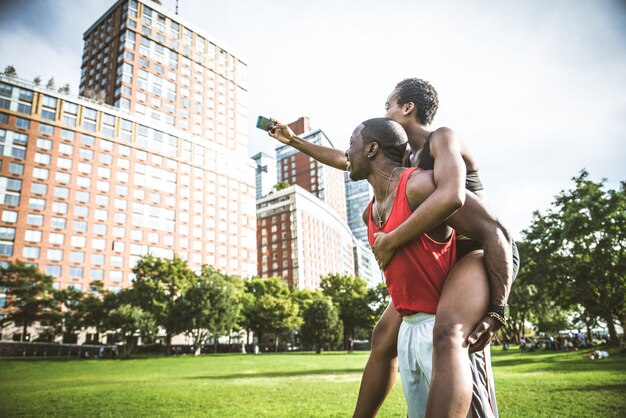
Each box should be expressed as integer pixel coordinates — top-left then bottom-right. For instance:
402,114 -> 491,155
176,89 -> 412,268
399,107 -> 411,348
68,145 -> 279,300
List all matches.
251,152 -> 277,199
79,0 -> 249,153
256,185 -> 355,290
275,117 -> 347,222
344,172 -> 372,245
0,0 -> 257,296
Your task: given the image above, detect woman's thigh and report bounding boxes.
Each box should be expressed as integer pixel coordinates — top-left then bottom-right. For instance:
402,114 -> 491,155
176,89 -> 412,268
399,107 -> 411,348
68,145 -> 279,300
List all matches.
436,251 -> 490,339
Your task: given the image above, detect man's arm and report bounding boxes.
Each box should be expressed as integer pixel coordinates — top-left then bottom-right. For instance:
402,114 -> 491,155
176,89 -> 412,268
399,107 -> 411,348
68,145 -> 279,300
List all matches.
372,128 -> 466,268
268,121 -> 348,171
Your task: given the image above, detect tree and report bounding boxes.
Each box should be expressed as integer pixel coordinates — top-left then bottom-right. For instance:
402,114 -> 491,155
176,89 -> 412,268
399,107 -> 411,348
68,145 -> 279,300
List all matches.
320,273 -> 373,349
367,282 -> 390,322
46,77 -> 55,89
79,281 -> 118,344
0,261 -> 60,341
33,76 -> 41,85
3,65 -> 17,78
273,181 -> 290,191
300,297 -> 343,353
242,277 -> 302,351
56,286 -> 84,344
58,84 -> 70,94
131,255 -> 195,352
522,170 -> 625,345
107,304 -> 157,358
169,267 -> 243,355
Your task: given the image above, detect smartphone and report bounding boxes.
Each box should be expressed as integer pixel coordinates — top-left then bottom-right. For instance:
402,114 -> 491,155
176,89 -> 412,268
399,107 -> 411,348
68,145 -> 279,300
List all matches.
256,115 -> 277,132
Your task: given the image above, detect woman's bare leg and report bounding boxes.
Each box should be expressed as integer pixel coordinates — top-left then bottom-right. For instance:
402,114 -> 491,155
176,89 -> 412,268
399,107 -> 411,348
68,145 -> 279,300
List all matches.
426,251 -> 490,418
353,301 -> 403,418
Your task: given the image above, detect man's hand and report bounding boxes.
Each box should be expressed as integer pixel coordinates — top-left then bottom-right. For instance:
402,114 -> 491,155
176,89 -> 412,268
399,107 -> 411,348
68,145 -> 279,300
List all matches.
467,315 -> 503,353
372,232 -> 396,270
268,120 -> 295,145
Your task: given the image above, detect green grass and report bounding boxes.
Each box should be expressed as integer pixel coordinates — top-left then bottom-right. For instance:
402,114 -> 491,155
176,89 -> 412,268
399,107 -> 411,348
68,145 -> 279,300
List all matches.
0,347 -> 624,417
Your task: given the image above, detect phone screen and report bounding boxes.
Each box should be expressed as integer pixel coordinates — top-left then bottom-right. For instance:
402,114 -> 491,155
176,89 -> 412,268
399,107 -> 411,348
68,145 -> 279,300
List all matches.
256,116 -> 276,132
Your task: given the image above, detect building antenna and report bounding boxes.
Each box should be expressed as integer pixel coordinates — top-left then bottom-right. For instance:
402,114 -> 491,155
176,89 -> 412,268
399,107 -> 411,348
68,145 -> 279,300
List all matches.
176,0 -> 179,15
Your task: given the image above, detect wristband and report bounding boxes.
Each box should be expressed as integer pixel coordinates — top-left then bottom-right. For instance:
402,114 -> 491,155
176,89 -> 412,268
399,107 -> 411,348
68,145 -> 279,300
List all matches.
487,311 -> 507,327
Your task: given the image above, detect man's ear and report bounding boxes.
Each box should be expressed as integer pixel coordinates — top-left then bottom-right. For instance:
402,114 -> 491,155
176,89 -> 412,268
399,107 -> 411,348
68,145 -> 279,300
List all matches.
367,142 -> 379,158
403,102 -> 415,116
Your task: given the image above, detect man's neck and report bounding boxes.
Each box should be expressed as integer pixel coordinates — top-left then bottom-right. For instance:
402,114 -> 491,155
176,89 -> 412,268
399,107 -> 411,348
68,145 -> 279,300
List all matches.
368,163 -> 404,202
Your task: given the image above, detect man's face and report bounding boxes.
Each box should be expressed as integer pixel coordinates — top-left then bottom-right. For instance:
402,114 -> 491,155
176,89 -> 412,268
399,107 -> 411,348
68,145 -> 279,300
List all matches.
384,89 -> 409,130
345,125 -> 368,181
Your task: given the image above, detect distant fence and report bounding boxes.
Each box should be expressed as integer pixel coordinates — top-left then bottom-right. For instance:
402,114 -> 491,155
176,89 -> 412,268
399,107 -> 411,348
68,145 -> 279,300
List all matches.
0,341 -> 118,358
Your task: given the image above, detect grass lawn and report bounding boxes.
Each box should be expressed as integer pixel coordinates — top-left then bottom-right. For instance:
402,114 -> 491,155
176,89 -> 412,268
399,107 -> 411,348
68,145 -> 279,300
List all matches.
1,347 -> 625,417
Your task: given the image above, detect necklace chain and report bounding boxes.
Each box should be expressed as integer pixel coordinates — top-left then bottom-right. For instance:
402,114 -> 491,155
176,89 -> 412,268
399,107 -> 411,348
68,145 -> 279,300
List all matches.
374,167 -> 402,227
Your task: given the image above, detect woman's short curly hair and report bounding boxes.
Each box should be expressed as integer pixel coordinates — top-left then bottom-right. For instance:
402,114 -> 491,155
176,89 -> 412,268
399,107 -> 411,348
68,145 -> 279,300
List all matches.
394,78 -> 439,125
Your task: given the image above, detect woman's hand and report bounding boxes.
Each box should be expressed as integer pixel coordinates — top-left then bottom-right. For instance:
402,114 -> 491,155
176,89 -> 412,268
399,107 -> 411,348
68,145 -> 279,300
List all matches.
268,120 -> 295,145
467,315 -> 503,353
372,231 -> 396,270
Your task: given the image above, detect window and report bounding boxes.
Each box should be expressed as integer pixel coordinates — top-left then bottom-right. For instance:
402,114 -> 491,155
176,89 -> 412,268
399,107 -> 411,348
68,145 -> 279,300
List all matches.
90,269 -> 104,280
34,152 -> 51,164
93,224 -> 107,236
69,267 -> 83,279
46,265 -> 62,278
92,238 -> 106,250
32,167 -> 49,180
9,162 -> 24,175
81,135 -> 95,147
57,157 -> 72,170
79,148 -> 94,160
26,214 -> 44,226
59,143 -> 74,155
25,230 -> 42,242
70,251 -> 84,263
94,209 -> 108,221
52,202 -> 68,214
23,246 -> 40,259
61,129 -> 75,141
54,187 -> 69,199
74,206 -> 88,217
0,241 -> 13,256
50,217 -> 66,229
48,233 -> 64,245
76,176 -> 91,188
16,118 -> 30,130
47,248 -> 63,261
110,271 -> 123,282
72,220 -> 87,233
2,210 -> 17,223
76,190 -> 90,203
91,253 -> 105,265
55,172 -> 71,184
37,138 -> 52,150
29,198 -> 45,211
100,139 -> 113,151
83,108 -> 97,132
0,227 -> 15,240
111,255 -> 124,267
39,123 -> 54,135
30,182 -> 47,195
100,154 -> 112,165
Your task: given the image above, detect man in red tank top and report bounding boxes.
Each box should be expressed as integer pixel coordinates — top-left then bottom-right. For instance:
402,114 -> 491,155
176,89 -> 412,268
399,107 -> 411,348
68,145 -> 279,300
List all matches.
346,117 -> 458,417
346,117 -> 512,418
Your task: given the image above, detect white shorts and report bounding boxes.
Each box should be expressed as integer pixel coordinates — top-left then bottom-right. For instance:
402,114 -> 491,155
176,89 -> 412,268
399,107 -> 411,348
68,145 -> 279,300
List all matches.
397,312 -> 436,418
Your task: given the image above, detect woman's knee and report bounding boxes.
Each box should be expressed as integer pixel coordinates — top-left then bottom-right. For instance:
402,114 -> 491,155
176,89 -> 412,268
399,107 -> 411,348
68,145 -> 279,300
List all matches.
432,317 -> 467,354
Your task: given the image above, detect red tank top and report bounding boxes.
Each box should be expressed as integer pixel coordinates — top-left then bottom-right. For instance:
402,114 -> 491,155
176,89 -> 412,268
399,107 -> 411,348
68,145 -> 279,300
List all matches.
367,168 -> 456,316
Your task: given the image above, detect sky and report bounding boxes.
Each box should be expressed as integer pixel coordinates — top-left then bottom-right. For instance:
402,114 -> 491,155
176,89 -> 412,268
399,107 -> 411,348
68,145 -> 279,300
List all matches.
1,0 -> 625,239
